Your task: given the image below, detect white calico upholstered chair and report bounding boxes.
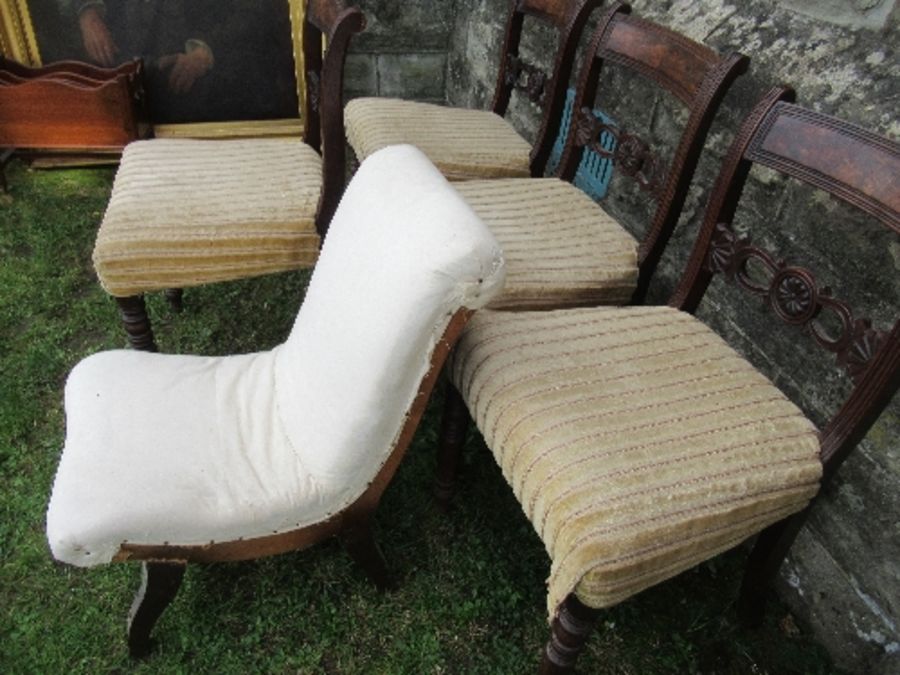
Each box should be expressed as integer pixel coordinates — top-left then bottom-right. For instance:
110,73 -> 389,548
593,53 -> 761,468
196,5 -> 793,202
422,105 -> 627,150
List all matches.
46,145 -> 506,657
344,0 -> 602,181
91,0 -> 364,352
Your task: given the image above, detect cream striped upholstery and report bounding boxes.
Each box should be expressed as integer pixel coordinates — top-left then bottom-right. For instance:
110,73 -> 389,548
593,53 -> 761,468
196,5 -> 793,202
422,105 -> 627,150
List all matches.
449,306 -> 822,618
345,98 -> 532,180
455,179 -> 639,308
93,138 -> 322,297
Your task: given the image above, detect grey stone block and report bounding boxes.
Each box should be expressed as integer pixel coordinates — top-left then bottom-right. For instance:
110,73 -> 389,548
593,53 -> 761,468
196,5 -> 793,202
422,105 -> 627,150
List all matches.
377,52 -> 447,100
343,53 -> 378,98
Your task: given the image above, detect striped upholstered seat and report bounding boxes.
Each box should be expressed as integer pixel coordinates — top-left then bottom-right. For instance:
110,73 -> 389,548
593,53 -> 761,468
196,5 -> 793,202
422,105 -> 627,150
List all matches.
449,306 -> 822,616
454,178 -> 638,308
344,99 -> 532,181
93,138 -> 323,297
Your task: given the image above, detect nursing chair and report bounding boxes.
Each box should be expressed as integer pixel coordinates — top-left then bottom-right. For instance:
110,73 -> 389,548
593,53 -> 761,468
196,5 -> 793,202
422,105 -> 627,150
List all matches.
344,0 -> 602,181
440,88 -> 900,673
46,145 -> 506,657
90,0 -> 364,352
452,2 -> 749,311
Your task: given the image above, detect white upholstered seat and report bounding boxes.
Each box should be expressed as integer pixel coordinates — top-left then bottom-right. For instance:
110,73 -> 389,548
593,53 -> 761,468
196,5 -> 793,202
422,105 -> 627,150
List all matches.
47,145 -> 506,567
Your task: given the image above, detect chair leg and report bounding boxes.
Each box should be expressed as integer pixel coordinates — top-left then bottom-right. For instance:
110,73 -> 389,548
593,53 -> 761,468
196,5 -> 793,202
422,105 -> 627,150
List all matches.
340,518 -> 396,591
434,383 -> 470,511
127,561 -> 186,658
163,288 -> 184,312
738,509 -> 809,626
115,295 -> 158,352
0,148 -> 12,193
539,594 -> 601,675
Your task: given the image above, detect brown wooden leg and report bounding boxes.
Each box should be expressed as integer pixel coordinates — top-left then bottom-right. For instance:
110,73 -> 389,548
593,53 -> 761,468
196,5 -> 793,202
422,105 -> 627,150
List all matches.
340,518 -> 396,591
163,288 -> 183,312
539,594 -> 601,675
434,384 -> 470,511
115,295 -> 158,352
738,509 -> 809,626
0,148 -> 12,193
127,561 -> 186,658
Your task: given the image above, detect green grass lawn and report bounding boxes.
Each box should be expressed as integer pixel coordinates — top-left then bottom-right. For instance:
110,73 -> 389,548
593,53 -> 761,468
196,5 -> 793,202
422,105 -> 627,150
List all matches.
0,159 -> 843,673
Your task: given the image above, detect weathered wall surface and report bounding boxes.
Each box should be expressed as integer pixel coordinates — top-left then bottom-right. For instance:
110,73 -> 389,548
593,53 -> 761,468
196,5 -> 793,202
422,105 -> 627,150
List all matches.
442,0 -> 899,672
344,0 -> 457,102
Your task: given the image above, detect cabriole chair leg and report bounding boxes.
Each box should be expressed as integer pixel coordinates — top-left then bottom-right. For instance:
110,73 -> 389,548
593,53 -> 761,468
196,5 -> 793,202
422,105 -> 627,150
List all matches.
127,561 -> 186,658
539,594 -> 601,675
163,288 -> 184,312
115,295 -> 157,352
434,383 -> 469,511
340,518 -> 396,591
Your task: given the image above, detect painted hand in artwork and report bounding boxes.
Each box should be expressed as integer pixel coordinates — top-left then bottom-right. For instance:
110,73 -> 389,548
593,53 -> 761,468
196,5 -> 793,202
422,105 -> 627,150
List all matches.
78,7 -> 119,67
157,45 -> 214,95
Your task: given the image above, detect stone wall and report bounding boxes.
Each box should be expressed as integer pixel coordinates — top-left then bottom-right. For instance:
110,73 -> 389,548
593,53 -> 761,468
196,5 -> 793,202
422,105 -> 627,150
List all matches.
442,1 -> 899,672
344,0 -> 457,102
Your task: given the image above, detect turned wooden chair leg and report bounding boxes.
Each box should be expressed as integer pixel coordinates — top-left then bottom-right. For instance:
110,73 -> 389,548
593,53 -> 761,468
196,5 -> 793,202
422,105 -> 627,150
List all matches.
340,518 -> 396,591
163,288 -> 184,312
738,509 -> 809,626
539,594 -> 601,675
115,295 -> 158,352
0,148 -> 12,193
434,383 -> 470,511
127,561 -> 186,658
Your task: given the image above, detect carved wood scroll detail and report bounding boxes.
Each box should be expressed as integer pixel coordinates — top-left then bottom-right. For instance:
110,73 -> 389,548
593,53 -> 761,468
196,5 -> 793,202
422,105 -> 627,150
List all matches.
306,70 -> 321,113
574,106 -> 666,195
705,223 -> 887,383
505,54 -> 548,105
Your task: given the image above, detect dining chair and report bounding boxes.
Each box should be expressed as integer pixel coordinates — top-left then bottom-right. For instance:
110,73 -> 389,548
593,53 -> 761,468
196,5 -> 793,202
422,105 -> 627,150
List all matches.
90,0 -> 364,352
344,0 -> 602,181
452,2 -> 749,311
440,86 -> 899,673
46,144 -> 506,657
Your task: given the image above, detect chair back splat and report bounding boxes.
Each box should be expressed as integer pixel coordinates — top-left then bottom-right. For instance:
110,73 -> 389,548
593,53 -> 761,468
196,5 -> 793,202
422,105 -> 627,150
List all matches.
491,0 -> 603,177
668,86 -> 900,621
303,0 -> 366,233
558,1 -> 749,302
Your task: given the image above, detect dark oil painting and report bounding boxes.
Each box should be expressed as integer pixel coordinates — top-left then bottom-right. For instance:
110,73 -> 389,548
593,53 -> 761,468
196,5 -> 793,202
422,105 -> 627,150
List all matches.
27,0 -> 300,123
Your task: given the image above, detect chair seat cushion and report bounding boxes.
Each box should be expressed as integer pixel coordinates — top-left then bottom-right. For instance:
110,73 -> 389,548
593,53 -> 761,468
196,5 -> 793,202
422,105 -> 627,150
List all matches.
449,306 -> 822,617
93,138 -> 323,297
455,179 -> 639,308
344,98 -> 532,180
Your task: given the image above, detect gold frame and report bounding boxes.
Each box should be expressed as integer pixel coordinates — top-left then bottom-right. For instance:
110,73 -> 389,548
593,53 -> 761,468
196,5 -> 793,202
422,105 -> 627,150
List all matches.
0,0 -> 306,136
0,0 -> 40,65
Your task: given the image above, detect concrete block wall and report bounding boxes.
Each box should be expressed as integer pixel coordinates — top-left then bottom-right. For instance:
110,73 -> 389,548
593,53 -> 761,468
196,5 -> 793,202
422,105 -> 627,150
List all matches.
444,2 -> 899,673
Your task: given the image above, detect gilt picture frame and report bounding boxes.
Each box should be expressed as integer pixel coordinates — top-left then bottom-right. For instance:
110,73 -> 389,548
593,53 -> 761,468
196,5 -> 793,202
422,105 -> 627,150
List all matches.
0,0 -> 306,136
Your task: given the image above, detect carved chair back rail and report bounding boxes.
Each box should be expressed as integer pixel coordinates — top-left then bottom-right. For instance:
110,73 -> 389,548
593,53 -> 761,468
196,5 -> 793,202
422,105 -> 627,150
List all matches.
558,2 -> 749,301
672,86 -> 900,492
